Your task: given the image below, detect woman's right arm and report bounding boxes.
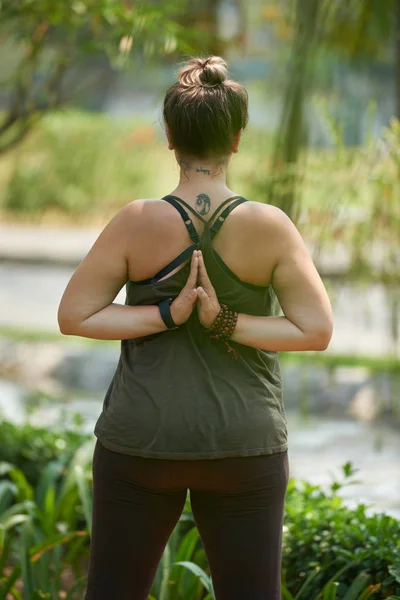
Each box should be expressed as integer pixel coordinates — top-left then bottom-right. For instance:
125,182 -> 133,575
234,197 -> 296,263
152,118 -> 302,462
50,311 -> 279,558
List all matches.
230,207 -> 333,352
57,202 -> 199,341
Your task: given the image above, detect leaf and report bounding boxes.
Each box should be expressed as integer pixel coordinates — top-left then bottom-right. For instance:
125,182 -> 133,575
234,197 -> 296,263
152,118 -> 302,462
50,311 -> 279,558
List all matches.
172,561 -> 214,596
1,514 -> 31,532
159,542 -> 171,600
312,561 -> 361,600
357,583 -> 382,600
294,566 -> 320,599
73,464 -> 92,536
171,526 -> 201,596
0,564 -> 21,600
42,484 -> 56,532
19,518 -> 34,600
0,480 -> 17,514
30,530 -> 87,562
35,460 -> 65,513
323,581 -> 339,600
282,582 -> 295,600
7,467 -> 34,503
0,500 -> 36,524
388,566 -> 400,583
342,572 -> 370,600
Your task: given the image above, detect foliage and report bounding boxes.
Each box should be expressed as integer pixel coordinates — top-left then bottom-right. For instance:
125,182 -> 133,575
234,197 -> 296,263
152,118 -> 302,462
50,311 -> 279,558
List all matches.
262,0 -> 396,62
244,110 -> 400,287
262,0 -> 399,223
0,440 -> 93,599
0,420 -> 90,489
0,0 -> 188,155
4,111 -> 155,216
1,107 -> 400,286
0,425 -> 399,598
283,462 -> 400,599
301,110 -> 400,286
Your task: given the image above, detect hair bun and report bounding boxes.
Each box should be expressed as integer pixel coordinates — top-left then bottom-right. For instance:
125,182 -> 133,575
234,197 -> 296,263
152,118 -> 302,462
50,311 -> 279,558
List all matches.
178,56 -> 228,88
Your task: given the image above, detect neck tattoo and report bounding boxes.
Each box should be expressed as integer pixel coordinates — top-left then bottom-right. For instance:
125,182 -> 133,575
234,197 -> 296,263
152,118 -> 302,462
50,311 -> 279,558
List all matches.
196,193 -> 211,215
196,167 -> 211,175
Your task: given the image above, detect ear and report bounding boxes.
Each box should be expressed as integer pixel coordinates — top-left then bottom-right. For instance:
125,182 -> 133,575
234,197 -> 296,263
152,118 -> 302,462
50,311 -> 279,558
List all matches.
165,125 -> 174,150
232,129 -> 243,154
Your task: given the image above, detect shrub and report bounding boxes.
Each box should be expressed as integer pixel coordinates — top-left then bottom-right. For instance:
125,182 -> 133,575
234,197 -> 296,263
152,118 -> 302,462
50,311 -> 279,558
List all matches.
0,420 -> 90,489
1,418 -> 399,598
3,112 -> 158,218
283,463 -> 400,599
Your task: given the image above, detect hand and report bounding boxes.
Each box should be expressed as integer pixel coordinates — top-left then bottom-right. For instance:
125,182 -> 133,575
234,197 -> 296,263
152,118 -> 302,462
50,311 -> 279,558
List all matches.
196,250 -> 221,328
170,251 -> 199,326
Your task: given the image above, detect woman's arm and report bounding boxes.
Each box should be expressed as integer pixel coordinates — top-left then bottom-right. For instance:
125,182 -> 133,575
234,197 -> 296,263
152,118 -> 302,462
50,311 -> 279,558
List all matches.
230,207 -> 333,351
196,206 -> 333,352
57,203 -> 198,340
57,204 -> 164,340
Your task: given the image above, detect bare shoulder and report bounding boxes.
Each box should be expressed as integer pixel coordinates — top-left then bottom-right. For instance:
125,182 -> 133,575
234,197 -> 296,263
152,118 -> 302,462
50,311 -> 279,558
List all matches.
118,198 -> 168,219
239,200 -> 298,240
108,198 -> 171,233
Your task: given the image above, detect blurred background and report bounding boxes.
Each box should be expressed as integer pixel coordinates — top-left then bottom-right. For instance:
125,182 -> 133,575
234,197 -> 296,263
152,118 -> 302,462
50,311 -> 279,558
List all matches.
0,1 -> 399,598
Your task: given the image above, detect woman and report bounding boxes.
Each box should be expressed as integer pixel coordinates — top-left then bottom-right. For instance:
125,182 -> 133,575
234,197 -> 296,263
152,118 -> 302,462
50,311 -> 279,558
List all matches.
58,56 -> 333,600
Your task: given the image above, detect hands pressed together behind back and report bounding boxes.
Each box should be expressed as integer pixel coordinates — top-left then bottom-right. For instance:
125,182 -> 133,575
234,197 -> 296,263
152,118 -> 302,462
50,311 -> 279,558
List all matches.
170,250 -> 221,328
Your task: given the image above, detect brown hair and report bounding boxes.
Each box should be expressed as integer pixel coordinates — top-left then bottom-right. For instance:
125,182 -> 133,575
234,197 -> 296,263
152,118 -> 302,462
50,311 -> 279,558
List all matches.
163,56 -> 248,159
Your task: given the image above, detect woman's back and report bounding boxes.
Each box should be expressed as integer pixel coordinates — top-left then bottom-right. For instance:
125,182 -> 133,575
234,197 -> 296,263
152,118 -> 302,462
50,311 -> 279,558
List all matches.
124,195 -> 281,289
94,194 -> 288,459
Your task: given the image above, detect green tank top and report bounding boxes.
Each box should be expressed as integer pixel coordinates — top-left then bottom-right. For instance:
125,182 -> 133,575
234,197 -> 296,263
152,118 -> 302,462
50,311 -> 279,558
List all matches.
94,195 -> 288,459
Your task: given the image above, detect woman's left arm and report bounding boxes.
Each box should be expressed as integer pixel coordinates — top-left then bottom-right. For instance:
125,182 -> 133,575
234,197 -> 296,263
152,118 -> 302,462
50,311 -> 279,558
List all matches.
57,203 -> 167,340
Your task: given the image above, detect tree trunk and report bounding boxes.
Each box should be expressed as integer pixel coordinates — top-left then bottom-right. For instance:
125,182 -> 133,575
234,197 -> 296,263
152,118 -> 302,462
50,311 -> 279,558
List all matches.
268,0 -> 321,222
396,0 -> 400,119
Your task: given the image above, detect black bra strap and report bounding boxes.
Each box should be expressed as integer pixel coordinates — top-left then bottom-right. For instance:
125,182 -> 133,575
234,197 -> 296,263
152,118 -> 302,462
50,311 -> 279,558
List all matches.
137,243 -> 197,285
163,194 -> 243,228
164,195 -> 208,223
206,195 -> 242,227
162,196 -> 200,245
210,197 -> 247,239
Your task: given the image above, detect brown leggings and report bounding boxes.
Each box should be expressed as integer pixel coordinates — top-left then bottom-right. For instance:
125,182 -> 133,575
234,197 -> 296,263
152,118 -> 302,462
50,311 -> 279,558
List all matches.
84,440 -> 289,600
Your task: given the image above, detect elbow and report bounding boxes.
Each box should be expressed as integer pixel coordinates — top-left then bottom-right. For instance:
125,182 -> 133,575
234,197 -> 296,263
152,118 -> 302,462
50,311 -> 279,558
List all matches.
57,312 -> 79,336
309,326 -> 333,351
58,319 -> 75,336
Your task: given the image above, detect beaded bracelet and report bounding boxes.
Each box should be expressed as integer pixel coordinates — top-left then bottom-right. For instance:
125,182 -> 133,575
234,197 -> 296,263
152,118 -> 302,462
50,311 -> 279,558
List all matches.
207,304 -> 239,360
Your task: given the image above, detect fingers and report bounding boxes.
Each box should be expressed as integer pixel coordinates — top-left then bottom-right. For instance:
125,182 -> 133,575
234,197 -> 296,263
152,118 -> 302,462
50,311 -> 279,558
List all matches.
197,285 -> 211,306
197,250 -> 214,295
184,250 -> 199,290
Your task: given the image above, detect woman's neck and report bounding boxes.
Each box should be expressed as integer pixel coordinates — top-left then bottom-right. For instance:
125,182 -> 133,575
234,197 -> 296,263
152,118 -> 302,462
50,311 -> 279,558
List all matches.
170,155 -> 235,215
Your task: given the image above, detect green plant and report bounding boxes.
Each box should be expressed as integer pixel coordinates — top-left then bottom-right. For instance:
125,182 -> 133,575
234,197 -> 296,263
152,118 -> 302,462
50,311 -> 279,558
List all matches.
0,420 -> 90,489
1,419 -> 400,599
0,0 -> 188,155
5,112 -> 152,216
282,463 -> 400,599
149,493 -> 212,600
0,440 -> 93,599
